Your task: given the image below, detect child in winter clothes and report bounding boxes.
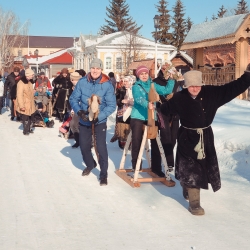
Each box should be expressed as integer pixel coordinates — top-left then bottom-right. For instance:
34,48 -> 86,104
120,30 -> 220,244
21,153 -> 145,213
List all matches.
34,84 -> 51,107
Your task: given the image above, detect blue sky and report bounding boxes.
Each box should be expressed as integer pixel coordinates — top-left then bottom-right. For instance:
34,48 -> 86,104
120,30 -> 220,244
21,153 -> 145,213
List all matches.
1,0 -> 240,40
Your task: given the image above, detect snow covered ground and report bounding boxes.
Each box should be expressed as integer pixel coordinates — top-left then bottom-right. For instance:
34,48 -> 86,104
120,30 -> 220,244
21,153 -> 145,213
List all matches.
0,98 -> 250,250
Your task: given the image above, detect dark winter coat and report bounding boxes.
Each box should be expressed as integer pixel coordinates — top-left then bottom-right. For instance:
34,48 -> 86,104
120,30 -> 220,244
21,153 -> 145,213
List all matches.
153,71 -> 182,166
160,72 -> 250,192
116,86 -> 126,108
52,75 -> 73,112
109,77 -> 116,92
4,72 -> 20,99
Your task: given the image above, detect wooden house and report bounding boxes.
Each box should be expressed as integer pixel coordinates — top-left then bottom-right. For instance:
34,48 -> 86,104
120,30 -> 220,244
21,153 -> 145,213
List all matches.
181,13 -> 250,96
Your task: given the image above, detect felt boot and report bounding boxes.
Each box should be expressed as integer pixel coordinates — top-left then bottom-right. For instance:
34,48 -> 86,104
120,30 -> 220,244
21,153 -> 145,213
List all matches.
187,188 -> 205,215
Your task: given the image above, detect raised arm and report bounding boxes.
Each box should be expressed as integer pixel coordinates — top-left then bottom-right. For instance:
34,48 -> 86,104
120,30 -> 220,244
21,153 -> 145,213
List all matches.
154,79 -> 175,95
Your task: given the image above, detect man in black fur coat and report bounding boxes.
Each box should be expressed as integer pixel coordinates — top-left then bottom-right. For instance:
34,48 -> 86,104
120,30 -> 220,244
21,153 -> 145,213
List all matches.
160,65 -> 250,216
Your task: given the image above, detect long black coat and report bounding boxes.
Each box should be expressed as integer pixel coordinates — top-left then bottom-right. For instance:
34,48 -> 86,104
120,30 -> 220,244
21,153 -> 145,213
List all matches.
153,71 -> 183,166
160,72 -> 250,192
52,75 -> 73,112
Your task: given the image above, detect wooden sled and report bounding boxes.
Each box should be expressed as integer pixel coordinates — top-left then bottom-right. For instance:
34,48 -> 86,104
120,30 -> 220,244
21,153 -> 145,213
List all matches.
33,120 -> 46,128
115,126 -> 176,188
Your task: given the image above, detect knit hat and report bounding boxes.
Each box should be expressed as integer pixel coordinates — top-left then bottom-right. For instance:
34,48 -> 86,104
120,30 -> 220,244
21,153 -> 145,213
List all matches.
40,72 -> 45,75
70,72 -> 81,81
25,68 -> 35,77
90,58 -> 103,70
135,66 -> 149,77
183,70 -> 204,88
61,68 -> 68,74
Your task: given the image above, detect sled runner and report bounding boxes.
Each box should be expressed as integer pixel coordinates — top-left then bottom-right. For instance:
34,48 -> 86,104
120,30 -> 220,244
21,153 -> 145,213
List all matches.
115,126 -> 176,188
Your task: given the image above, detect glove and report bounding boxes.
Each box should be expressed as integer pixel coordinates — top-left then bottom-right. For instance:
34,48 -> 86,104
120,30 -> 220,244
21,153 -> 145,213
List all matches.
77,110 -> 89,122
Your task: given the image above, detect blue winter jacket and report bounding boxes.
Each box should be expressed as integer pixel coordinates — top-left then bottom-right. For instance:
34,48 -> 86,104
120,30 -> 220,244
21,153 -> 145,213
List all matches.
131,78 -> 175,121
69,73 -> 116,126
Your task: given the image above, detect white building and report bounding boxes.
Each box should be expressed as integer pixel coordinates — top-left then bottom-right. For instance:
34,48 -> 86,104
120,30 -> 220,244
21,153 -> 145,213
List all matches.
68,32 -> 177,75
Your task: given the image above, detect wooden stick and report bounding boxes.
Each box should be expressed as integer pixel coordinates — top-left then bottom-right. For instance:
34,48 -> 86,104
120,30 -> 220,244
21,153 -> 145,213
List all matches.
155,134 -> 171,181
119,130 -> 132,170
133,127 -> 148,182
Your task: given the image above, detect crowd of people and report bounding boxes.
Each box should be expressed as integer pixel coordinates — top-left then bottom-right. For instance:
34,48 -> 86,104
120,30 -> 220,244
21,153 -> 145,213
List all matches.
1,58 -> 250,216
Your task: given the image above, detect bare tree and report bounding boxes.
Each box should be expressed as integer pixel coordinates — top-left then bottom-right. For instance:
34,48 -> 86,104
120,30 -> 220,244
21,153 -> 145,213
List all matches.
0,7 -> 29,72
118,31 -> 143,74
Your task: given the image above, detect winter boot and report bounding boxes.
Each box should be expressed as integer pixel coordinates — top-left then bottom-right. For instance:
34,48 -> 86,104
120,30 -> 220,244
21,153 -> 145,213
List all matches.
82,161 -> 97,176
187,188 -> 205,215
23,120 -> 30,135
100,178 -> 108,186
72,132 -> 79,148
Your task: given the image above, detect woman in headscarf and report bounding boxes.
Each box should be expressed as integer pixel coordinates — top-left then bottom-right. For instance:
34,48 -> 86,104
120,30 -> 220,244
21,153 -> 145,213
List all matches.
115,76 -> 134,149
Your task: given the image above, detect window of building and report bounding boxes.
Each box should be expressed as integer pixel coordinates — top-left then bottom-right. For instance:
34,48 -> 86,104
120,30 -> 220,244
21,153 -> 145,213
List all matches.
106,57 -> 111,70
116,57 -> 122,71
157,58 -> 162,66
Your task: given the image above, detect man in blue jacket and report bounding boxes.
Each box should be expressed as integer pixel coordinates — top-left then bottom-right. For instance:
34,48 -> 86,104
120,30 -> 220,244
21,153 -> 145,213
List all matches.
69,58 -> 116,186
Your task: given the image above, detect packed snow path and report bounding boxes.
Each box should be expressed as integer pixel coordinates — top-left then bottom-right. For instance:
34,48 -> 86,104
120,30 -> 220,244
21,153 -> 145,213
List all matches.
0,99 -> 250,250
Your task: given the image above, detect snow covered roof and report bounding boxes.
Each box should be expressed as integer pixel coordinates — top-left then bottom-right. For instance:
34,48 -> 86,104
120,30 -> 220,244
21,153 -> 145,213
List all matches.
77,31 -> 176,51
27,48 -> 71,64
169,50 -> 193,65
41,52 -> 72,65
182,14 -> 250,50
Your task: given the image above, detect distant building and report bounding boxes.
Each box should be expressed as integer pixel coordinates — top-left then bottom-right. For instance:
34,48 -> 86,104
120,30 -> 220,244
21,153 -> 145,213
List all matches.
181,13 -> 250,90
12,36 -> 76,76
26,49 -> 73,77
14,35 -> 76,57
68,32 -> 177,75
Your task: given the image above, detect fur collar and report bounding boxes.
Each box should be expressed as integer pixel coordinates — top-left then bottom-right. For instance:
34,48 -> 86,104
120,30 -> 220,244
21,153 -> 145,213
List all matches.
20,76 -> 29,84
20,76 -> 34,84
